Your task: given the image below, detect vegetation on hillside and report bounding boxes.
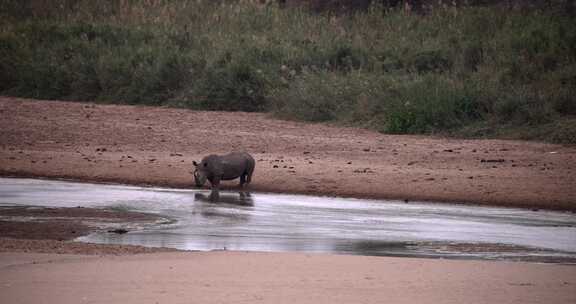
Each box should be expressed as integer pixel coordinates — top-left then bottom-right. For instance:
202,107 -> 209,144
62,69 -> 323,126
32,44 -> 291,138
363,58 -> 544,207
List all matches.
1,0 -> 575,143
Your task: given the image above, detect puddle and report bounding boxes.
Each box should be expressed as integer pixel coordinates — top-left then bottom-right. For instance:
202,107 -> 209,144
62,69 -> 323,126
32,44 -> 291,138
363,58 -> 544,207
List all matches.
1,178 -> 575,263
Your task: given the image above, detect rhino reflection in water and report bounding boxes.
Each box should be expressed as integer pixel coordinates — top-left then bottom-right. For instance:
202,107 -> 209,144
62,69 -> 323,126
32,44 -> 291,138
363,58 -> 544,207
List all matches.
192,152 -> 255,190
194,191 -> 253,206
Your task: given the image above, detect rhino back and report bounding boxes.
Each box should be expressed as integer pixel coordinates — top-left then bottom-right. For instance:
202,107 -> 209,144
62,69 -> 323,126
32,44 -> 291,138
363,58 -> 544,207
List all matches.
219,152 -> 255,180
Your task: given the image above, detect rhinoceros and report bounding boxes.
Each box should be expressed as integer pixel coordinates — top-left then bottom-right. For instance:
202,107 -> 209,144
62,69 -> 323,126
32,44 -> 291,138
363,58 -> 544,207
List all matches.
192,152 -> 255,189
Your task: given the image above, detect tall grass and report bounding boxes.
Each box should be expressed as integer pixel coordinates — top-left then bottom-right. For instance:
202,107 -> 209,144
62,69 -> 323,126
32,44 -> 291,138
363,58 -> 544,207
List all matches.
1,0 -> 575,143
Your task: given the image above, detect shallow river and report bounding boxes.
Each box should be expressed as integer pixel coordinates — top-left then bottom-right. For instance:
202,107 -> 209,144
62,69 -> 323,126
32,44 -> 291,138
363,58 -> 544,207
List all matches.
1,178 -> 575,262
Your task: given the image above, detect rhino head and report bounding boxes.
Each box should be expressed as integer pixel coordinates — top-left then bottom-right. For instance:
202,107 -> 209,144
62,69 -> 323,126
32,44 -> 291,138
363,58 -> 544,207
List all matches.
192,160 -> 208,187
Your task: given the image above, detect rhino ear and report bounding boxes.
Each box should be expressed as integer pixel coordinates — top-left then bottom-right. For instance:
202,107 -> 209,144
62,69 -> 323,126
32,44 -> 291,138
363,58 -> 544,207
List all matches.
193,161 -> 198,166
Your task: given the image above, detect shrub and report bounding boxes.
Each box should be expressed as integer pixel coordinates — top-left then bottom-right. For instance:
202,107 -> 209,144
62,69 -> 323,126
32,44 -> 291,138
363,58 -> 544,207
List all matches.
549,119 -> 576,145
0,1 -> 574,143
383,77 -> 484,134
488,86 -> 560,126
193,62 -> 268,112
270,71 -> 355,122
408,50 -> 452,73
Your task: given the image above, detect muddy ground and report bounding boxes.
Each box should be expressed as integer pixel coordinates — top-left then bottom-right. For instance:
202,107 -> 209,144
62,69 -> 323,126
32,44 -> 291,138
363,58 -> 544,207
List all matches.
0,206 -> 176,254
1,96 -> 574,210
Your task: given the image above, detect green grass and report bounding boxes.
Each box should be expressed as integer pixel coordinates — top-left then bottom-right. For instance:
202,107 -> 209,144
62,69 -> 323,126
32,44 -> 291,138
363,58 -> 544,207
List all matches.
1,0 -> 575,143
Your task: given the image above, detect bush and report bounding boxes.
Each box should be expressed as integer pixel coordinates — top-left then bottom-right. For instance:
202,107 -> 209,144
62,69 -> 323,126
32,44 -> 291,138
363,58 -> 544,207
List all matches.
192,62 -> 268,112
549,119 -> 576,145
491,90 -> 554,125
271,71 -> 351,122
0,1 -> 574,143
383,77 -> 484,134
408,50 -> 452,73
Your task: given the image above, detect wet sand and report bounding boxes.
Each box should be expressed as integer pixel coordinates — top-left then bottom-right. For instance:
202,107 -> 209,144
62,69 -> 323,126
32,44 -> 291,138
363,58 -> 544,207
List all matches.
0,206 -> 176,254
1,251 -> 575,304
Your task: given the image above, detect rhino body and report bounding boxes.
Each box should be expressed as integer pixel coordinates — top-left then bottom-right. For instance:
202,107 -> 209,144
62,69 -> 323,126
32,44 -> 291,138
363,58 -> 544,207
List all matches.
193,152 -> 255,189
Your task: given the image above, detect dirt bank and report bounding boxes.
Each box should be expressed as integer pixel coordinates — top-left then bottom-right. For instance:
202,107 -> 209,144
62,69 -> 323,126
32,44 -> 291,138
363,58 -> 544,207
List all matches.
1,96 -> 575,210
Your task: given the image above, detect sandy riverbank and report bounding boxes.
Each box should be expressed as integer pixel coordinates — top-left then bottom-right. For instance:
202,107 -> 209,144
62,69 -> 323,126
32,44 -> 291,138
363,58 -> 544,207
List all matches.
1,251 -> 574,304
1,96 -> 576,303
1,96 -> 575,210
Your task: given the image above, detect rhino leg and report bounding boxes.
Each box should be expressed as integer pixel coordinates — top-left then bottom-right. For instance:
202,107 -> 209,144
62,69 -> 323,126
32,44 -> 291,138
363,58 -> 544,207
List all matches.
209,189 -> 220,202
239,167 -> 254,187
240,174 -> 246,187
209,176 -> 221,190
246,166 -> 254,185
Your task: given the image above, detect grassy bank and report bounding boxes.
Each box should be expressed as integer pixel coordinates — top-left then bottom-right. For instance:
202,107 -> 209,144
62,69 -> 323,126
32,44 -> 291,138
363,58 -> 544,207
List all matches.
1,0 -> 575,143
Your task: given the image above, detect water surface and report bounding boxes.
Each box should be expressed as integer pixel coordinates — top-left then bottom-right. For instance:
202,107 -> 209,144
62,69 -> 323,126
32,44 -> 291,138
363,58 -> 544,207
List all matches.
1,178 -> 575,262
